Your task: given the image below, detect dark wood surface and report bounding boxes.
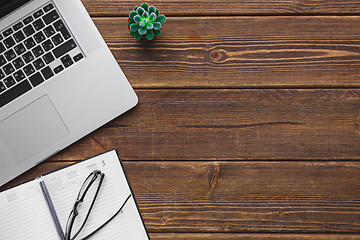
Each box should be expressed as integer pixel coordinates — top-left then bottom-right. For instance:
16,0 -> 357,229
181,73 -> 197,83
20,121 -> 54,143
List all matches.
1,0 -> 360,239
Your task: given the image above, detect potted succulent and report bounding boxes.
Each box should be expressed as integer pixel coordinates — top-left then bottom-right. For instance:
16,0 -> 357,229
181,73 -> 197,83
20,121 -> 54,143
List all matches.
128,3 -> 166,40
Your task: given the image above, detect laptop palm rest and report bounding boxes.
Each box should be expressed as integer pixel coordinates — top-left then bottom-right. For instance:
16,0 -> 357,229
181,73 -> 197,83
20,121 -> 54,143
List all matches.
0,95 -> 69,164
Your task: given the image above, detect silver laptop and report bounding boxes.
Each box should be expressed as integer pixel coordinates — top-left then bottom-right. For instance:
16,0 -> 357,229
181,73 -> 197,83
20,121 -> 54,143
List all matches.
0,0 -> 138,186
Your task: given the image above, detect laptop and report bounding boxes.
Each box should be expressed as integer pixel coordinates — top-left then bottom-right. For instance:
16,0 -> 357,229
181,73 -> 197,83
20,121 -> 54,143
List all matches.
0,0 -> 138,186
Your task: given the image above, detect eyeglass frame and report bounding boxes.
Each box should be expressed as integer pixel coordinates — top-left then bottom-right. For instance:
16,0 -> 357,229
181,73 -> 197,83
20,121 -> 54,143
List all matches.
65,170 -> 132,240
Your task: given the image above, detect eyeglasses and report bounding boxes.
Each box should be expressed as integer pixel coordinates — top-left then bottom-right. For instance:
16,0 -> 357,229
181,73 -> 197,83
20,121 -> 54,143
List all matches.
65,170 -> 132,240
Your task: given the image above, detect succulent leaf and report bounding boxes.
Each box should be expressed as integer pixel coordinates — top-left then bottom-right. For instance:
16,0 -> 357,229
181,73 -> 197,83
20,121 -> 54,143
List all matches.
142,11 -> 149,18
137,7 -> 145,16
141,2 -> 149,11
139,21 -> 145,27
134,6 -> 139,11
138,26 -> 147,35
128,19 -> 135,26
133,15 -> 141,23
147,23 -> 154,30
129,10 -> 137,19
148,6 -> 156,14
154,29 -> 162,36
155,9 -> 160,16
155,14 -> 166,23
146,30 -> 154,40
130,23 -> 141,32
149,12 -> 157,21
134,31 -> 142,40
153,22 -> 161,30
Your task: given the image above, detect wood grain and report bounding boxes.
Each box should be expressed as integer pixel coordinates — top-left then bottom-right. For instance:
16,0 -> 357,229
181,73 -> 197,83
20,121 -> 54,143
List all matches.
150,233 -> 360,239
93,17 -> 360,88
113,161 -> 360,233
81,0 -> 360,16
48,89 -> 360,161
1,0 -> 358,237
2,161 -> 360,233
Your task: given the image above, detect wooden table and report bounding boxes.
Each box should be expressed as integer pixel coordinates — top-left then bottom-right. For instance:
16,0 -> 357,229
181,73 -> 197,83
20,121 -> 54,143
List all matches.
2,0 -> 360,239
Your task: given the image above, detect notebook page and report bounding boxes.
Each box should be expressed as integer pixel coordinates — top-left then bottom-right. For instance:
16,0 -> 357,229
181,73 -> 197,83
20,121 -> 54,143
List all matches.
0,179 -> 58,240
41,150 -> 149,240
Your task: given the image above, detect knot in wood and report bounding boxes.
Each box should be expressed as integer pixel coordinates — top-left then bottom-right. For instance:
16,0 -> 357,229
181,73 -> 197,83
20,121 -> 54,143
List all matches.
209,49 -> 227,63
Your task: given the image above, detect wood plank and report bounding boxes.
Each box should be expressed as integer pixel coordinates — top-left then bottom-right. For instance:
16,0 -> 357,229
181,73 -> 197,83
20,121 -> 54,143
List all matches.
2,161 -> 360,233
150,233 -> 360,239
81,0 -> 360,16
127,161 -> 360,233
50,89 -> 360,161
93,17 -> 360,88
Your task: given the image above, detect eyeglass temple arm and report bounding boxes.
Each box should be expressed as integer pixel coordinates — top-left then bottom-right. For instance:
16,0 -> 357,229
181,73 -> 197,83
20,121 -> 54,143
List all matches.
79,194 -> 132,240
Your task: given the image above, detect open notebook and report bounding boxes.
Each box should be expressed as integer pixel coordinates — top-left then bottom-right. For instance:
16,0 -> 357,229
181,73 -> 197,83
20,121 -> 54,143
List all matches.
0,150 -> 149,240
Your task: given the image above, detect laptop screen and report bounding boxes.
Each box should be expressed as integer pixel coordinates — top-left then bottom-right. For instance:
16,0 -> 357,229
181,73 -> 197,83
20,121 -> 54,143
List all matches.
0,0 -> 31,19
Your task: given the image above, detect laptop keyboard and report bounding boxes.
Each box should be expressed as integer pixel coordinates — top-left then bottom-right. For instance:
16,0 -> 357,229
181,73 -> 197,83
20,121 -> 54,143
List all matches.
0,2 -> 84,108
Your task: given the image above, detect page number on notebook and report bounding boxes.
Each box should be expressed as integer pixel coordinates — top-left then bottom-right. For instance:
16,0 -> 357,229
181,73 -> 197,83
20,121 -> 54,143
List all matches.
101,160 -> 106,167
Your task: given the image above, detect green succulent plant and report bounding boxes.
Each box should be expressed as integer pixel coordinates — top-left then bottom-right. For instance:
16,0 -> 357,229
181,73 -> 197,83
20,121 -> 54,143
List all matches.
128,3 -> 166,40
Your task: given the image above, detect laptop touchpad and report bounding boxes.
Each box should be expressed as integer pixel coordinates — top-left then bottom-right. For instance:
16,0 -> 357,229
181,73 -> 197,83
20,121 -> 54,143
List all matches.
0,95 -> 69,164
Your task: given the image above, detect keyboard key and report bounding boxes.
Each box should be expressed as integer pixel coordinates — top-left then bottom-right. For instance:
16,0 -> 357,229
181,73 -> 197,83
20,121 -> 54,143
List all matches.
33,9 -> 44,18
0,81 -> 5,93
13,31 -> 25,42
13,57 -> 25,69
29,72 -> 44,87
0,55 -> 6,66
43,25 -> 55,37
41,66 -> 54,80
53,39 -> 77,58
0,69 -> 4,79
23,25 -> 35,36
43,52 -> 55,64
3,76 -> 16,88
43,10 -> 59,25
23,51 -> 35,63
13,70 -> 25,82
3,28 -> 13,37
24,37 -> 36,49
60,54 -> 71,63
4,36 -> 15,48
13,22 -> 24,31
43,3 -> 54,12
60,54 -> 73,68
54,65 -> 64,74
0,80 -> 32,108
0,42 -> 6,53
53,19 -> 65,31
52,33 -> 63,45
60,27 -> 71,40
23,15 -> 34,25
33,58 -> 45,70
14,43 -> 26,55
42,39 -> 54,51
33,18 -> 45,30
3,63 -> 15,75
53,20 -> 71,40
73,53 -> 84,62
4,49 -> 16,61
34,31 -> 45,43
23,64 -> 35,76
32,45 -> 44,57
64,59 -> 73,68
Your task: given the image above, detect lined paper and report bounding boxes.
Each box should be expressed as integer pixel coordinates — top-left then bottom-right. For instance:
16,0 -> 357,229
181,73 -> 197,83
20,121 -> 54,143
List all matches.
0,150 -> 149,240
0,180 -> 57,239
